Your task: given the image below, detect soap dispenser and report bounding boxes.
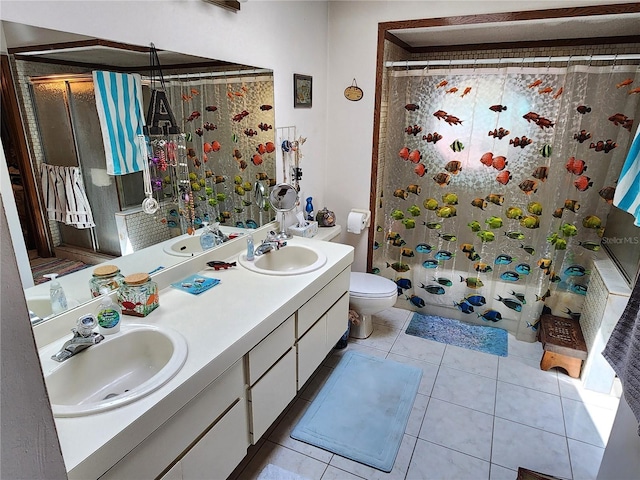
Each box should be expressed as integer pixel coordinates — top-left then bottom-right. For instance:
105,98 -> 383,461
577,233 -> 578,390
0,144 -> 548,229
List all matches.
96,287 -> 121,335
43,273 -> 68,314
246,234 -> 255,261
199,222 -> 217,251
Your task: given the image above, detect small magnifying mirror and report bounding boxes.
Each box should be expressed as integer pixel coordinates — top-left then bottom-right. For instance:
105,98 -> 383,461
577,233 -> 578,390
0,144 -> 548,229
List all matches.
269,183 -> 298,239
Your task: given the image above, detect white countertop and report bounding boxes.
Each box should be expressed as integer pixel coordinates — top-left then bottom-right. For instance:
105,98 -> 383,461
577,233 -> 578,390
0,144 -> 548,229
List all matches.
33,224 -> 352,479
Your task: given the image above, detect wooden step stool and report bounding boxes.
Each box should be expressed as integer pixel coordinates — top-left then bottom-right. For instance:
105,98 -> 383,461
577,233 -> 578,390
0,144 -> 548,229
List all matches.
538,314 -> 588,378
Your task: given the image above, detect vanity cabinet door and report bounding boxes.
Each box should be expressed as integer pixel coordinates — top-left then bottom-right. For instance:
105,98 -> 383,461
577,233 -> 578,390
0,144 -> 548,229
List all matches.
298,267 -> 350,336
325,293 -> 349,349
248,347 -> 296,442
297,315 -> 327,389
181,400 -> 249,480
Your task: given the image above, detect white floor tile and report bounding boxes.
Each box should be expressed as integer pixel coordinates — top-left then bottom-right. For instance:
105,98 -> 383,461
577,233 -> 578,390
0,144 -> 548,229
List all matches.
492,417 -> 572,479
350,323 -> 400,352
321,465 -> 365,480
507,334 -> 544,360
498,354 -> 559,395
268,398 -> 334,463
323,342 -> 387,368
567,438 -> 605,480
328,434 -> 416,480
386,353 -> 440,396
495,382 -> 565,435
390,332 -> 446,365
419,398 -> 494,461
239,440 -> 328,480
405,393 -> 429,438
372,307 -> 412,330
431,365 -> 497,415
562,397 -> 616,448
558,376 -> 621,411
489,463 -> 518,480
442,344 -> 499,378
406,439 -> 490,480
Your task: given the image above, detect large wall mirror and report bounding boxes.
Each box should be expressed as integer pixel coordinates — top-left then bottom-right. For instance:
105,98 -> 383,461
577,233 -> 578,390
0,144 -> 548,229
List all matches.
2,21 -> 277,322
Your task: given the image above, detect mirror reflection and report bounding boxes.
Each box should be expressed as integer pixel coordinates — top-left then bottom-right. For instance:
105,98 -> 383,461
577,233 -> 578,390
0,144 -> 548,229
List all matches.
4,22 -> 277,322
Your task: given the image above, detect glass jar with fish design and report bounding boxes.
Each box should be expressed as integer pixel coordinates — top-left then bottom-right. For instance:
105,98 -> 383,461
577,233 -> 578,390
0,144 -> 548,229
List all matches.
90,265 -> 125,298
118,273 -> 159,317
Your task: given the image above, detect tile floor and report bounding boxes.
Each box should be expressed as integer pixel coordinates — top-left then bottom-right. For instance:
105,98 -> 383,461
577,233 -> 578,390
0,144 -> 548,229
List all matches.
230,307 -> 620,480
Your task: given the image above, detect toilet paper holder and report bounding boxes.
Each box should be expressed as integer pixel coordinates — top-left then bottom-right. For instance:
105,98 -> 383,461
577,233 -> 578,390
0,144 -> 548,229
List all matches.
349,209 -> 371,228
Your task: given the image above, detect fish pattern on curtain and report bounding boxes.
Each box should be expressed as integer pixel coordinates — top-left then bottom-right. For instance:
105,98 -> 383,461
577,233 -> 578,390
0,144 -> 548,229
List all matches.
374,64 -> 640,340
155,75 -> 276,230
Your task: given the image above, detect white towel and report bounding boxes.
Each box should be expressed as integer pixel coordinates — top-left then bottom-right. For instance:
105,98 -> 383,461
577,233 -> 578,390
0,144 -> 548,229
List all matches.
614,124 -> 640,226
40,164 -> 95,229
93,71 -> 147,175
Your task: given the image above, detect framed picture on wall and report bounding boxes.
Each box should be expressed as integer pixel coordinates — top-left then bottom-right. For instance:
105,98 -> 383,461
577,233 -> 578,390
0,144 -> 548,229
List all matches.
294,74 -> 312,108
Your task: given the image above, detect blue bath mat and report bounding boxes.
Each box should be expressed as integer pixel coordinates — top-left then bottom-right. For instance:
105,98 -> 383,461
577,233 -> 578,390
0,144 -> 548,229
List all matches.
406,313 -> 508,357
291,351 -> 422,472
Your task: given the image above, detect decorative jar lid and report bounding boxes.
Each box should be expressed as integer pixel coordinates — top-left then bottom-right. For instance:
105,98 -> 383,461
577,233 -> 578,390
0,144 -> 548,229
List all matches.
93,265 -> 120,277
124,273 -> 151,285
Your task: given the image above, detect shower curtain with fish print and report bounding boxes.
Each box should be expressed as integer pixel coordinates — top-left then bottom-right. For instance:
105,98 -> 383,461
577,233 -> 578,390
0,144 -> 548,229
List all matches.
374,64 -> 640,341
152,75 -> 276,231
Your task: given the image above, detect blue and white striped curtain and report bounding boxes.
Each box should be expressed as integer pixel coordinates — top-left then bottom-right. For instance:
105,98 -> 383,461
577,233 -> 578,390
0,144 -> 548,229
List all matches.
614,124 -> 640,226
93,71 -> 147,175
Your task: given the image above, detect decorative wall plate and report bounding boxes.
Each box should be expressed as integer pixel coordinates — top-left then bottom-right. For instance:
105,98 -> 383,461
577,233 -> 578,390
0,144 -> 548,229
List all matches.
344,79 -> 363,101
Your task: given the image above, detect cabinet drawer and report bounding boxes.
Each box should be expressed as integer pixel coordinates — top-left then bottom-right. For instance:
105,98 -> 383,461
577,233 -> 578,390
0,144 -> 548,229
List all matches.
181,400 -> 249,480
298,267 -> 349,336
326,293 -> 349,349
297,315 -> 327,389
100,360 -> 246,480
248,315 -> 295,385
249,347 -> 296,442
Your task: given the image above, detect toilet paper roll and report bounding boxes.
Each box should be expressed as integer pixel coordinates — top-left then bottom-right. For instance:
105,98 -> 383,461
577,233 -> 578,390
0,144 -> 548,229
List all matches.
347,212 -> 366,234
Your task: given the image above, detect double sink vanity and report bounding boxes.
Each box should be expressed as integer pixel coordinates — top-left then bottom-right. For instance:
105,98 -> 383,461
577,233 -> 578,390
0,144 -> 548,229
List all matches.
29,222 -> 353,479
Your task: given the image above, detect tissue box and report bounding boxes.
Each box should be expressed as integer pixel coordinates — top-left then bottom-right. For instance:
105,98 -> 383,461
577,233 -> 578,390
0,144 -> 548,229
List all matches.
288,221 -> 319,238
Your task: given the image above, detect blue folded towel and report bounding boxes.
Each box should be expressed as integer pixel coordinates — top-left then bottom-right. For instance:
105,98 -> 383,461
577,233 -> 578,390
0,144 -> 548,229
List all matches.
93,71 -> 147,175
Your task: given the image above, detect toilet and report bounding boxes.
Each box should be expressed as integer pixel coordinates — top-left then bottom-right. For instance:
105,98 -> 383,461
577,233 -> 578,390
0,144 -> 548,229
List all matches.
348,272 -> 398,339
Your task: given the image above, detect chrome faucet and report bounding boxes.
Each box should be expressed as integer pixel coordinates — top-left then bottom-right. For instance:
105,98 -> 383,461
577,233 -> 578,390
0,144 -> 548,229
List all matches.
51,314 -> 104,362
255,231 -> 287,256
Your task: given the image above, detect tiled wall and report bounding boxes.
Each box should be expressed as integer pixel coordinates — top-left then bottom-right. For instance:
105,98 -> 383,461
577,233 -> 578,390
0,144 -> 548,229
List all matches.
115,208 -> 175,255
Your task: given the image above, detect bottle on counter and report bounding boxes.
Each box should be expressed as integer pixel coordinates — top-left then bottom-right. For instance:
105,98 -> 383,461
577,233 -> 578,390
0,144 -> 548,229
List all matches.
246,234 -> 255,261
96,288 -> 121,335
90,264 -> 125,297
118,273 -> 159,317
44,273 -> 68,315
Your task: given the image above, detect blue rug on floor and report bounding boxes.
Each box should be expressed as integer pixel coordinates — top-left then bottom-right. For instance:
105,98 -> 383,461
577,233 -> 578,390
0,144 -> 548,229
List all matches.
406,313 -> 508,357
290,351 -> 422,472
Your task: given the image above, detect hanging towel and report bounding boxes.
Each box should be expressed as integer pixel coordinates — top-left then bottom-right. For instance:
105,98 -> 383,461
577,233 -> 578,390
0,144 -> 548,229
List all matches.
40,164 -> 95,229
93,70 -> 147,175
614,124 -> 640,226
602,275 -> 640,435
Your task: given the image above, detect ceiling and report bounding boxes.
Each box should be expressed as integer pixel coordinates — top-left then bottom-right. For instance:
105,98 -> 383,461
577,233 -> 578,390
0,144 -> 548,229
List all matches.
2,21 -> 230,70
389,12 -> 640,48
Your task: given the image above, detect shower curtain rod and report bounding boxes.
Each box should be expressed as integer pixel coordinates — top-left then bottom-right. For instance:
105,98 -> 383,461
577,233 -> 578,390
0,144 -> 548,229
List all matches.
385,54 -> 640,68
29,68 -> 272,84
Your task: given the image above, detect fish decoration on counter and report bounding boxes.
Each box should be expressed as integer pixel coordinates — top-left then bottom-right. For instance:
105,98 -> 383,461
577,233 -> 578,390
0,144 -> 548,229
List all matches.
488,127 -> 510,139
206,260 -> 237,270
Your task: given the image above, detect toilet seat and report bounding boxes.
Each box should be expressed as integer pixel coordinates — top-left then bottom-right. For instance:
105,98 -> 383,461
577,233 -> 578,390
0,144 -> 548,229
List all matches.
349,272 -> 397,299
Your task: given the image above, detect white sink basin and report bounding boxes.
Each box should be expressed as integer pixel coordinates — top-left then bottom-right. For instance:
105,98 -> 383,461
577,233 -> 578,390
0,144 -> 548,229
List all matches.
238,244 -> 327,276
27,296 -> 80,320
163,234 -> 209,257
40,324 -> 188,417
